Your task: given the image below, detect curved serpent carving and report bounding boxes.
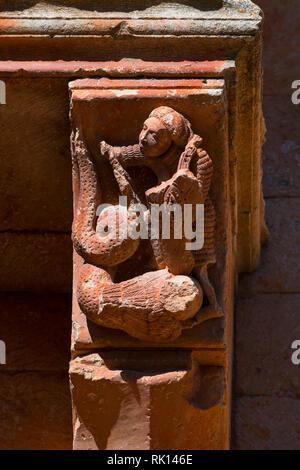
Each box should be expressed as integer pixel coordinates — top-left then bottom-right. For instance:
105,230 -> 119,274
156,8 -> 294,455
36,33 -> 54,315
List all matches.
71,127 -> 140,267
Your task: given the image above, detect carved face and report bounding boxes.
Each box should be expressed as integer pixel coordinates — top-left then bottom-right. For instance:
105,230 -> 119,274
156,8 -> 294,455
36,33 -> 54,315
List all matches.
139,117 -> 172,157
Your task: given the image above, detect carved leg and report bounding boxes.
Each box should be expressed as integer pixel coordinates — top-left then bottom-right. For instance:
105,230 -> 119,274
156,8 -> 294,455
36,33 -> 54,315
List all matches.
185,265 -> 223,328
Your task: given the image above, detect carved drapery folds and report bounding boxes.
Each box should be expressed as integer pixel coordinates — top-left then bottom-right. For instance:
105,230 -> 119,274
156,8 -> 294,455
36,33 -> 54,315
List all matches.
71,105 -> 222,343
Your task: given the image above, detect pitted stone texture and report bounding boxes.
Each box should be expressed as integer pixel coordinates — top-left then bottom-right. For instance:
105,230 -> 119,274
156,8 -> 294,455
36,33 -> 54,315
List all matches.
70,353 -> 227,450
233,397 -> 300,450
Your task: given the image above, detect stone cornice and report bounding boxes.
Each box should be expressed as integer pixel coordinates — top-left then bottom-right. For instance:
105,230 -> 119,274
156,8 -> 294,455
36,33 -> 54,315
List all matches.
0,1 -> 262,37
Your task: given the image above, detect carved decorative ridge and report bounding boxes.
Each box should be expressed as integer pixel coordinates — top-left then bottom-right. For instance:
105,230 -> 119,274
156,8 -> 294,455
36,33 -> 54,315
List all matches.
0,1 -> 262,37
0,1 -> 260,20
0,59 -> 235,78
0,18 -> 262,37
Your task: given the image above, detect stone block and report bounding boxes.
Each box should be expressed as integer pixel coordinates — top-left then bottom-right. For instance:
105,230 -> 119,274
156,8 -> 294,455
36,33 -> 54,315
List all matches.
0,371 -> 72,450
0,78 -> 72,232
235,294 -> 300,397
255,0 -> 300,97
233,396 -> 300,450
262,96 -> 300,198
0,292 -> 71,371
70,352 -> 228,450
238,198 -> 300,295
0,232 -> 72,292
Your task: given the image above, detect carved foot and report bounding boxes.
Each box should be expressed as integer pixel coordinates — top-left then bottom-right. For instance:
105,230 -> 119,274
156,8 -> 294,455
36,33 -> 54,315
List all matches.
181,305 -> 223,330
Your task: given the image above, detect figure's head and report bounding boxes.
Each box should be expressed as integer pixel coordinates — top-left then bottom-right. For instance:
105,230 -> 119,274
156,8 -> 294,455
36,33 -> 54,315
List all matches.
139,116 -> 172,157
139,106 -> 192,158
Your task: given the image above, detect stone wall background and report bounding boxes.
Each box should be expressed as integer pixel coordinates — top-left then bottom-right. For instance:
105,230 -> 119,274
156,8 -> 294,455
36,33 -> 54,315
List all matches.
233,0 -> 300,450
0,0 -> 299,450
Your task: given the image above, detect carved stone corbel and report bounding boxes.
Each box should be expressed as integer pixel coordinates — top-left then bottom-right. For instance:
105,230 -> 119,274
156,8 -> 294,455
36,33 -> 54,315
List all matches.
66,0 -> 265,450
72,103 -> 222,343
69,77 -> 232,449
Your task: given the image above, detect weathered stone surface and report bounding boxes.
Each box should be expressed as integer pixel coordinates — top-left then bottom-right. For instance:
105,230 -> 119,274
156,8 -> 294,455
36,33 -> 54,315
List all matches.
235,294 -> 300,397
0,233 -> 72,292
233,397 -> 300,450
238,198 -> 300,295
0,78 -> 72,232
262,96 -> 300,198
0,371 -> 72,450
70,353 -> 228,450
0,293 -> 71,371
0,59 -> 235,79
0,1 -> 262,38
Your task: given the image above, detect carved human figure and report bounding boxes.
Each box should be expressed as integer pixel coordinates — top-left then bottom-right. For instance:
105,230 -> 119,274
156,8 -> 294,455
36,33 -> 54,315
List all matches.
71,106 -> 221,342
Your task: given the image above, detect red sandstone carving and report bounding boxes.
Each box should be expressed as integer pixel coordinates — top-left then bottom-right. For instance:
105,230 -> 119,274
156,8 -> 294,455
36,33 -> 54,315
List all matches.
71,106 -> 222,342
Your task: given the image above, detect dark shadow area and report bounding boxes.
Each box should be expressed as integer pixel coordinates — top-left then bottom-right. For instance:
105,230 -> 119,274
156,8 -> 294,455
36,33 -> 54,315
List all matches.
185,365 -> 225,410
100,350 -> 192,374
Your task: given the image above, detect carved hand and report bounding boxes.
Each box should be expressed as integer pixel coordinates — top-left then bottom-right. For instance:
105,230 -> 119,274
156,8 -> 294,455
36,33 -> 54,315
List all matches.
99,140 -> 114,161
146,168 -> 203,207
